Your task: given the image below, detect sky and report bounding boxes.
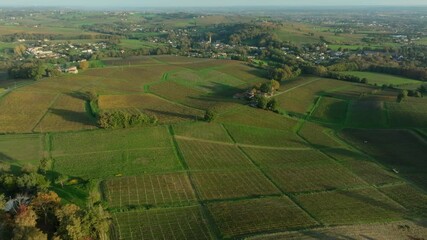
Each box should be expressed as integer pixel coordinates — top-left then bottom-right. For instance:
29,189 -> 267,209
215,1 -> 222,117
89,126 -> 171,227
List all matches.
1,0 -> 426,7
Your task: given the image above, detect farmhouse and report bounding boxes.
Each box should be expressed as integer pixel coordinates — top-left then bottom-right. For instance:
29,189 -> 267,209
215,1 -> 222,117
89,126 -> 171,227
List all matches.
66,66 -> 79,74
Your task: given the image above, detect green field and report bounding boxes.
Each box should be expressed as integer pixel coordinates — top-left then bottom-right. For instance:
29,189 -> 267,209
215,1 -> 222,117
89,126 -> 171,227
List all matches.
344,71 -> 423,86
1,56 -> 426,239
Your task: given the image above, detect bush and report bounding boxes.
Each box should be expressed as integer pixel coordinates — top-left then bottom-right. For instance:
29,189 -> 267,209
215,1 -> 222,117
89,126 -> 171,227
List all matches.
204,109 -> 216,122
98,111 -> 157,129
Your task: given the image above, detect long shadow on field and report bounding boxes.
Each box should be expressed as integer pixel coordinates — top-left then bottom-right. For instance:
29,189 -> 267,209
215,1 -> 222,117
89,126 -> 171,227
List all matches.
65,91 -> 89,101
146,109 -> 199,121
0,152 -> 16,163
49,108 -> 97,126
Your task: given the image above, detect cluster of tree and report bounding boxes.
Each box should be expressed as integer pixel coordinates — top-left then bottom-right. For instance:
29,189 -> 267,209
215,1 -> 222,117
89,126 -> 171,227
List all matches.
258,80 -> 281,94
204,109 -> 217,122
397,86 -> 426,102
325,72 -> 368,84
0,33 -> 107,43
98,110 -> 158,129
7,61 -> 60,80
0,161 -> 111,239
255,96 -> 279,112
267,65 -> 302,81
324,57 -> 427,81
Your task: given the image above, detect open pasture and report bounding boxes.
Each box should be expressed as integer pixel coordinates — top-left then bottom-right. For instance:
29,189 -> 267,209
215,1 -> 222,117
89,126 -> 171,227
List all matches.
98,94 -> 204,124
296,188 -> 404,225
34,93 -> 96,132
207,197 -> 318,238
176,139 -> 254,170
339,129 -> 427,190
0,91 -> 57,133
111,206 -> 212,240
0,134 -> 44,165
344,71 -> 422,86
224,124 -> 308,148
173,122 -> 233,143
102,173 -> 197,208
265,164 -> 366,193
190,170 -> 280,200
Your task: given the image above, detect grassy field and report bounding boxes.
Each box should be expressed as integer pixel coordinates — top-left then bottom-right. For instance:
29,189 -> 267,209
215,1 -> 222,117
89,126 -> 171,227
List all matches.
208,197 -> 318,238
344,71 -> 422,86
0,134 -> 45,165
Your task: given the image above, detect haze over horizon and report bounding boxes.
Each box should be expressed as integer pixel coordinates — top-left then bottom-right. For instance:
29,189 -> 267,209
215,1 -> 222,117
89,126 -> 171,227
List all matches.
1,0 -> 427,7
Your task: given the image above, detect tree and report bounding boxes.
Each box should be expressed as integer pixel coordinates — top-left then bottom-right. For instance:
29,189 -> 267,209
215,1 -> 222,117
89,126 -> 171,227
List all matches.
260,82 -> 271,93
204,109 -> 216,122
0,194 -> 5,210
55,204 -> 86,240
13,205 -> 48,240
270,80 -> 280,92
79,61 -> 89,70
267,98 -> 279,112
256,96 -> 268,109
21,164 -> 37,174
85,205 -> 111,240
12,226 -> 47,240
397,90 -> 408,103
14,45 -> 27,57
31,191 -> 61,226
